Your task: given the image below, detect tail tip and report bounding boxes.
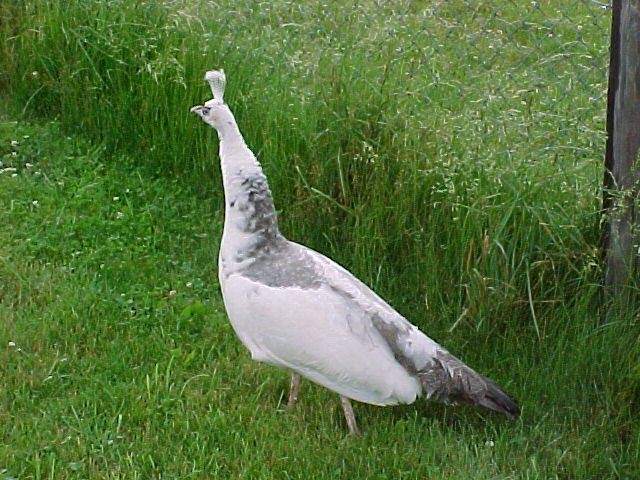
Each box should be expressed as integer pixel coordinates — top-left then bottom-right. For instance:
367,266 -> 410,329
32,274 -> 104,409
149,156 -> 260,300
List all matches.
481,383 -> 520,419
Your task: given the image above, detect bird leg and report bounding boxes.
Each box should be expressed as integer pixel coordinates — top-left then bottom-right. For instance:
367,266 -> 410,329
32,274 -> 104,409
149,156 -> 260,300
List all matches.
287,373 -> 360,435
287,371 -> 301,408
340,396 -> 361,436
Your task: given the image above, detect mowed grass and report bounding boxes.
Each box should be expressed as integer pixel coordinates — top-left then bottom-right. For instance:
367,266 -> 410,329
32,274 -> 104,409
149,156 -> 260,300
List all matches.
1,0 -> 639,478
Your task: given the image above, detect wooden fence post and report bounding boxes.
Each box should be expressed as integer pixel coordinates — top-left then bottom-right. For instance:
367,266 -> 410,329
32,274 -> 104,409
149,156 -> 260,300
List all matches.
602,0 -> 640,313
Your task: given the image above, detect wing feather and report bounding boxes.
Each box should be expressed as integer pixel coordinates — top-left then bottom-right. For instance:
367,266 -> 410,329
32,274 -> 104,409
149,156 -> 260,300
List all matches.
305,245 -> 520,418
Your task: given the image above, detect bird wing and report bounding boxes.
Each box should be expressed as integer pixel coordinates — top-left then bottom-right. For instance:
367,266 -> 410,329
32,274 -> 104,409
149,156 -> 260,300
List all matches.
304,244 -> 520,418
304,243 -> 444,374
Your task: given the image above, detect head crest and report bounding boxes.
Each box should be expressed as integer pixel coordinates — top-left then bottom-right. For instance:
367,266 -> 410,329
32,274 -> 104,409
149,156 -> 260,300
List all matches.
204,69 -> 226,102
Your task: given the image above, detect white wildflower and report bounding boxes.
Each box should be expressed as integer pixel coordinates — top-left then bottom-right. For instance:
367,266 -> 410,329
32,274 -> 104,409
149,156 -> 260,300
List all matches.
116,211 -> 125,219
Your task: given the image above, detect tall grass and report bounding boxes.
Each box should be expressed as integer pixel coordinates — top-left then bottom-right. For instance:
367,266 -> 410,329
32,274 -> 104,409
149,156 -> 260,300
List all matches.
2,0 -> 608,321
1,1 -> 639,477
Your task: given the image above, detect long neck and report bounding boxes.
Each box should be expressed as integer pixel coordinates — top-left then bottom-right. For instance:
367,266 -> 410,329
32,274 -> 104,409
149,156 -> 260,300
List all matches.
218,125 -> 282,259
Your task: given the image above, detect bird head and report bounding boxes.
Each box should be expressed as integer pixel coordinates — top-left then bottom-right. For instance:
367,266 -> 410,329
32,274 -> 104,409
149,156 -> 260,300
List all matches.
191,69 -> 237,138
191,98 -> 233,132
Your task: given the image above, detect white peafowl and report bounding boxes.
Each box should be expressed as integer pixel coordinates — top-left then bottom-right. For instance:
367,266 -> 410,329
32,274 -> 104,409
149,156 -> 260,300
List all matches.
191,69 -> 519,435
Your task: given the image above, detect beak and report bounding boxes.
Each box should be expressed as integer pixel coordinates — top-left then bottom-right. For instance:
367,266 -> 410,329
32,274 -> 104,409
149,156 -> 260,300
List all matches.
190,105 -> 207,117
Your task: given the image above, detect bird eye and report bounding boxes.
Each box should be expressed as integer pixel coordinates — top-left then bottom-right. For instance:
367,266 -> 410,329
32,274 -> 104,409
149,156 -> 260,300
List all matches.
201,107 -> 211,115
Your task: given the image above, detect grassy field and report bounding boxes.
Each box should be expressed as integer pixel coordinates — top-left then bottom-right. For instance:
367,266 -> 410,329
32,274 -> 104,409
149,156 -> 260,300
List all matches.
1,0 -> 639,478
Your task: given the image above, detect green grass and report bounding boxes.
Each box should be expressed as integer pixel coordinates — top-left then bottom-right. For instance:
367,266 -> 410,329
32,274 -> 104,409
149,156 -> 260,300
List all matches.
1,0 -> 639,478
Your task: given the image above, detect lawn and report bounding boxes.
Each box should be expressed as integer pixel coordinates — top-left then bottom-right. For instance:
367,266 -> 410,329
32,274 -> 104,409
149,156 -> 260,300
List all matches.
1,1 -> 639,478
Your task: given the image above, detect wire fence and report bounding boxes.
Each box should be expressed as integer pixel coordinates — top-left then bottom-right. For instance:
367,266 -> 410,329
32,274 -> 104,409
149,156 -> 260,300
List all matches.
399,0 -> 612,140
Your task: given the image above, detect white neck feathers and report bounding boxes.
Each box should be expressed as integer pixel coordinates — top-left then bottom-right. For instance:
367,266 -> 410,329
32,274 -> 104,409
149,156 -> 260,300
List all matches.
217,116 -> 282,264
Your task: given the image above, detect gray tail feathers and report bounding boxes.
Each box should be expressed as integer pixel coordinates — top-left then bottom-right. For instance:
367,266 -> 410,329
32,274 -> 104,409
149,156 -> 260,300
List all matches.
475,375 -> 520,419
418,350 -> 520,419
